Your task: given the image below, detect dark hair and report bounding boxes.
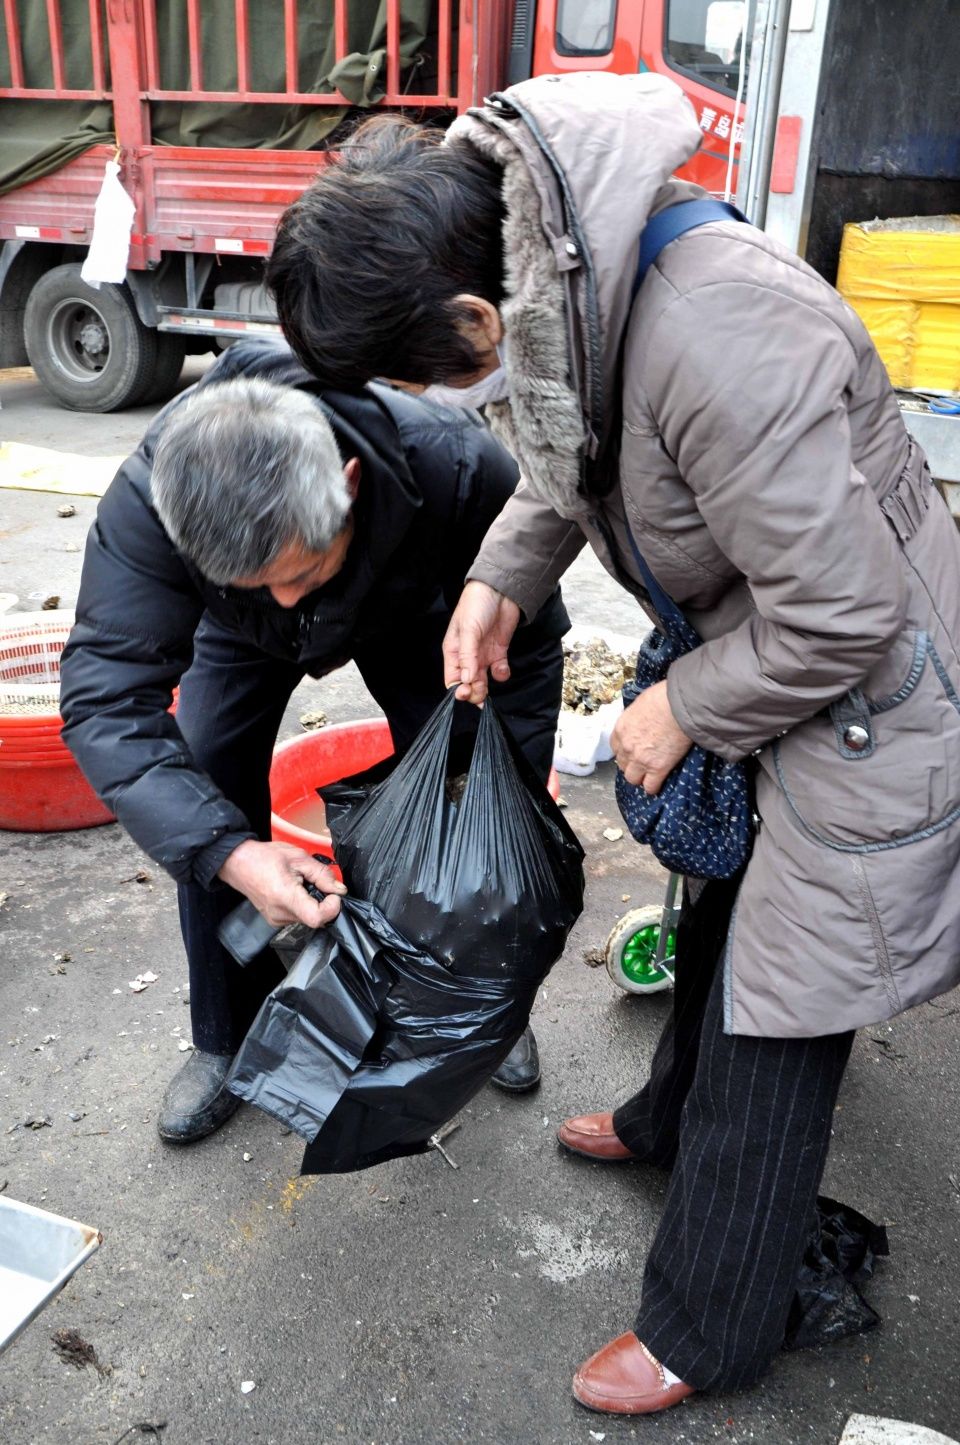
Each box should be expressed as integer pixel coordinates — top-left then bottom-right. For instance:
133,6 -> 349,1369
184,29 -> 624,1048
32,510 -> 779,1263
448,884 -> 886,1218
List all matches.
268,115 -> 505,388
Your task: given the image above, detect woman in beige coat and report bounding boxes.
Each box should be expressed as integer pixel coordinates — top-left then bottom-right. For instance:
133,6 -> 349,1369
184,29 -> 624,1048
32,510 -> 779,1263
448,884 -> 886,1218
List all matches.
269,74 -> 960,1417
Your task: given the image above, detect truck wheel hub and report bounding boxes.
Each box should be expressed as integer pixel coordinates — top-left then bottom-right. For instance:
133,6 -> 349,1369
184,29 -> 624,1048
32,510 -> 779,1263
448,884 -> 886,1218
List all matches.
77,318 -> 108,356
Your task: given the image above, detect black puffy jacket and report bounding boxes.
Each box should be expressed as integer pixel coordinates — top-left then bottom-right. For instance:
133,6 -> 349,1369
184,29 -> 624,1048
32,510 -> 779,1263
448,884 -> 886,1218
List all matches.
60,339 -> 567,886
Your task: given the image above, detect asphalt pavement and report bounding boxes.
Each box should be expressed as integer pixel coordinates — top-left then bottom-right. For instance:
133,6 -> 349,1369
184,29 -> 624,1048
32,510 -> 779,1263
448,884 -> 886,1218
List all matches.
1,364 -> 959,1445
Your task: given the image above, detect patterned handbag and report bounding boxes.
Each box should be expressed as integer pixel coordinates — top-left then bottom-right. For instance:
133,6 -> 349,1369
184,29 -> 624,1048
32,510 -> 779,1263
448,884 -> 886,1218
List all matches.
614,525 -> 753,880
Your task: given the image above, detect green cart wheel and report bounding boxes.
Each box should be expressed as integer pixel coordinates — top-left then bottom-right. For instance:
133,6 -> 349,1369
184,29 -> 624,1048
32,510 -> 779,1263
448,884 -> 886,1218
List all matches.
605,904 -> 676,994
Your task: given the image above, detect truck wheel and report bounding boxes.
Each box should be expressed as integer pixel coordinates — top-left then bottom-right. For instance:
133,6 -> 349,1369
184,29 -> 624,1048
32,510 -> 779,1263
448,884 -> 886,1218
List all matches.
605,905 -> 676,994
24,264 -> 156,412
136,332 -> 187,405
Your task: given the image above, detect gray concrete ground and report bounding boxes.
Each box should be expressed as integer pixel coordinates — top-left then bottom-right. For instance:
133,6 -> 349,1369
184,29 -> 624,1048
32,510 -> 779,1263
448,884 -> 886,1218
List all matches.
1,367 -> 959,1445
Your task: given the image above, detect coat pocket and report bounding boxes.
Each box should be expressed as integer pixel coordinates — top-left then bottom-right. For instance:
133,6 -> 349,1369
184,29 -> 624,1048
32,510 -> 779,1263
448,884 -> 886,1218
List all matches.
766,630 -> 960,848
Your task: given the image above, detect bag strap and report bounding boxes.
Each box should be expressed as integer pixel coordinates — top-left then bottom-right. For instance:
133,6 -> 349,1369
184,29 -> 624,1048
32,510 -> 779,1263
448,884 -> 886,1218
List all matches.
624,198 -> 750,640
622,522 -> 693,640
633,198 -> 748,298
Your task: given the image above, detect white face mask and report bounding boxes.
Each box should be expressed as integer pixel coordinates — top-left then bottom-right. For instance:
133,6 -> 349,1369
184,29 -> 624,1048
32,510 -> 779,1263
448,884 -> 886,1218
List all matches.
420,341 -> 510,410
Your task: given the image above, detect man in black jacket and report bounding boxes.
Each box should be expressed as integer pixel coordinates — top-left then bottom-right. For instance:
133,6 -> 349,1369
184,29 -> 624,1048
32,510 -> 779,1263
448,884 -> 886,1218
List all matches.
60,339 -> 567,1143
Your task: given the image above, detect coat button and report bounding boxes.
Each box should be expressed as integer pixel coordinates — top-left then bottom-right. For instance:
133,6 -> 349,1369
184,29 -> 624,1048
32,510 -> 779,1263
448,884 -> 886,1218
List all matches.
843,724 -> 870,752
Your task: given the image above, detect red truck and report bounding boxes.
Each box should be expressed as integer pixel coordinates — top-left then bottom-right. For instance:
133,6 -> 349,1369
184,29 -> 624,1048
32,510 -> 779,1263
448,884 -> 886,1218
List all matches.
0,1 -> 750,411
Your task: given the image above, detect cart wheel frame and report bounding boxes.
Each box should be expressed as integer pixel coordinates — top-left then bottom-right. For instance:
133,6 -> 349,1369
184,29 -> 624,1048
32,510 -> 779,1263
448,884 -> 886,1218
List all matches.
605,904 -> 676,994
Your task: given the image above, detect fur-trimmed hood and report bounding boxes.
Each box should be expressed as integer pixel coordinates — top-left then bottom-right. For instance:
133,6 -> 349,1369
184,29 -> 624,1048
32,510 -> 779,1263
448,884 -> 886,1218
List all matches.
447,72 -> 701,519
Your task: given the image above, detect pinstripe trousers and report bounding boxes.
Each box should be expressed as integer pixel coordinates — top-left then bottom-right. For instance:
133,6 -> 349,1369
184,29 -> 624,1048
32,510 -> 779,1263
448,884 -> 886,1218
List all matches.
613,876 -> 854,1392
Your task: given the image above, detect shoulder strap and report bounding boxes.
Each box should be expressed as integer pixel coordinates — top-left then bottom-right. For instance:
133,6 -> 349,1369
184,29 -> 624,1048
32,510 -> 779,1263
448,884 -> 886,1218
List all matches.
633,198 -> 748,298
622,522 -> 695,642
623,198 -> 749,639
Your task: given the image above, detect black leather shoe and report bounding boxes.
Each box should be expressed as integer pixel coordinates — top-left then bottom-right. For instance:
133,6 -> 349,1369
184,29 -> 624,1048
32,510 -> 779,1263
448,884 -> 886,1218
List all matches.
490,1025 -> 541,1093
157,1049 -> 240,1143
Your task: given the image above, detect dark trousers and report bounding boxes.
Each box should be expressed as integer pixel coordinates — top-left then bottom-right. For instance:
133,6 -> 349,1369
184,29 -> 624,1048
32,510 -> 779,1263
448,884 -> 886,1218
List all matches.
176,613 -> 561,1054
612,877 -> 854,1393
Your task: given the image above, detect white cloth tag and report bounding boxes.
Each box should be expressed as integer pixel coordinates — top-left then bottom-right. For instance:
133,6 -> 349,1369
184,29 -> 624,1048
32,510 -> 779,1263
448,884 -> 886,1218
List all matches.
80,159 -> 135,288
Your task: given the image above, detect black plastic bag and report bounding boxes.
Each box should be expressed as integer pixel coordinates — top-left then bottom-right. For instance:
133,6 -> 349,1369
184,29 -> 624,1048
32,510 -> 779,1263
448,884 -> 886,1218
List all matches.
784,1195 -> 890,1350
227,692 -> 584,1172
321,692 -> 584,979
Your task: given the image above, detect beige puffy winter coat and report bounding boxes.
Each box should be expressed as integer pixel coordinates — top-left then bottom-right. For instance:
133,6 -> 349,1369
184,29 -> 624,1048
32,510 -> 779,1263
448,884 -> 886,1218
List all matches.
453,72 -> 960,1038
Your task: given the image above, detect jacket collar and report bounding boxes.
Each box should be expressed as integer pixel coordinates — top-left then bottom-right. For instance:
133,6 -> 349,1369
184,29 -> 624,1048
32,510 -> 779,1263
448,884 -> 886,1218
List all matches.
447,74 -> 702,520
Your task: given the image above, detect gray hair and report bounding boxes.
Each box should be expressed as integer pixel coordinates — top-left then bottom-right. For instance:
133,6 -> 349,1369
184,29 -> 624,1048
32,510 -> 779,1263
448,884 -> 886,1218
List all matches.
150,376 -> 351,585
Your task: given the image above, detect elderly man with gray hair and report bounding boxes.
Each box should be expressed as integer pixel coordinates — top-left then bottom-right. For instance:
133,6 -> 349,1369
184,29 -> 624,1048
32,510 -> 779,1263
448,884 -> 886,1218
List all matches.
60,338 -> 567,1141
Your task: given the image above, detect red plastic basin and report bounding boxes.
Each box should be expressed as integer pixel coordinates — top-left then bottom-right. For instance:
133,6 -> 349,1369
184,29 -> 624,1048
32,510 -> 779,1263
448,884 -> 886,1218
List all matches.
270,719 -> 395,857
0,689 -> 175,833
270,718 -> 561,858
0,757 -> 115,832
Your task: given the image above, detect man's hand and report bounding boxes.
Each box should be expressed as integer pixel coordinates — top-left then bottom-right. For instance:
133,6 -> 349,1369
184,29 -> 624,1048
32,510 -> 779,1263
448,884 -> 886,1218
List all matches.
443,580 -> 521,705
610,681 -> 693,795
218,840 -> 347,928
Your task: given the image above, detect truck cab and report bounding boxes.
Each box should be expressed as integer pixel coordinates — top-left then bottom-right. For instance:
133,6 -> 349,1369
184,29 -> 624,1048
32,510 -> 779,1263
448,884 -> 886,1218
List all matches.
513,0 -> 752,196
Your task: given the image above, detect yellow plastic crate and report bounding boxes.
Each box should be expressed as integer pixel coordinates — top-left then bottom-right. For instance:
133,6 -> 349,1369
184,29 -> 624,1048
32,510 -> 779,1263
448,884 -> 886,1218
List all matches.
836,215 -> 960,391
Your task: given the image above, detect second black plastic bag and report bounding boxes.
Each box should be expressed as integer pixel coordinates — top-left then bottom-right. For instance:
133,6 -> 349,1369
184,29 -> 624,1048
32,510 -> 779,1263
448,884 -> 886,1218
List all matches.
227,691 -> 585,1173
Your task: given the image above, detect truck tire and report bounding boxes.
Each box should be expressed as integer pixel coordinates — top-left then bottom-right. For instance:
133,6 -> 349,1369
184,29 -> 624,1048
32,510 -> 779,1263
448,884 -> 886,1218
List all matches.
137,332 -> 187,405
23,264 -> 157,412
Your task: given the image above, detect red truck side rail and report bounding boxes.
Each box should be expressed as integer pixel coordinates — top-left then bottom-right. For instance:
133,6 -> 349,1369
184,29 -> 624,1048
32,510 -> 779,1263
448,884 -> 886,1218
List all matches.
0,0 -> 504,269
0,1 -> 746,406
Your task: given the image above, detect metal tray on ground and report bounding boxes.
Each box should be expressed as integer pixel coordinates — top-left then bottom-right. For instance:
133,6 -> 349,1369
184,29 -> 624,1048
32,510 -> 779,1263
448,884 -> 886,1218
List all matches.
0,1195 -> 101,1354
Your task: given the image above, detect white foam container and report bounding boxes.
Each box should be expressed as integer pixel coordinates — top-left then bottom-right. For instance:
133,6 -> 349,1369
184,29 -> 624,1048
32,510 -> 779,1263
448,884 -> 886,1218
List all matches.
554,698 -> 622,776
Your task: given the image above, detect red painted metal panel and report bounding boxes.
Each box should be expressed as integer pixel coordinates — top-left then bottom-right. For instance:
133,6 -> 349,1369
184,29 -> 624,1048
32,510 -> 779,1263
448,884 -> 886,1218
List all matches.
235,0 -> 250,94
2,0 -> 24,90
161,313 -> 282,337
103,0 -> 151,268
0,146 -> 113,238
213,236 -> 271,254
1,0 -> 482,269
142,147 -> 331,257
474,0 -> 512,104
88,0 -> 106,92
140,88 -> 348,105
45,0 -> 65,91
3,223 -> 64,240
105,0 -> 149,144
186,0 -> 202,92
386,0 -> 400,100
141,0 -> 160,90
0,86 -> 108,99
457,0 -> 476,109
771,115 -> 802,194
135,88 -> 459,108
334,0 -> 348,67
284,0 -> 298,92
437,0 -> 451,100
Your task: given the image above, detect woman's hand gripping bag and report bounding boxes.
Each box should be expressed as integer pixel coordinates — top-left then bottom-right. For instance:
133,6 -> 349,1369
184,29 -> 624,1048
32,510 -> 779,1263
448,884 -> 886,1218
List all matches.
227,692 -> 585,1173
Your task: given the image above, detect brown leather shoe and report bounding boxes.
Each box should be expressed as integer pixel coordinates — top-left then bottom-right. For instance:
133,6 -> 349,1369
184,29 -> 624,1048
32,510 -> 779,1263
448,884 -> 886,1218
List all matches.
573,1332 -> 695,1415
556,1111 -> 635,1161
